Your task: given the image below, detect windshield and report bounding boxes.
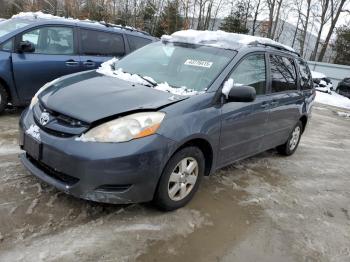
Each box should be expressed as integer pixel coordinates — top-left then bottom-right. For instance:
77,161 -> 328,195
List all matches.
0,19 -> 31,38
115,42 -> 236,92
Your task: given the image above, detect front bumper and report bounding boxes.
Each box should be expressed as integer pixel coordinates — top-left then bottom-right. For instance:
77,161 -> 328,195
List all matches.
19,109 -> 177,204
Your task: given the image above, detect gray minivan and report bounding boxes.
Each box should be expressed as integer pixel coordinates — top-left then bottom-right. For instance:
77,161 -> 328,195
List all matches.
19,31 -> 315,211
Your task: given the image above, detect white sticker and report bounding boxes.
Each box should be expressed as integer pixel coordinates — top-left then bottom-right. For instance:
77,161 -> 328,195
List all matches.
184,59 -> 213,68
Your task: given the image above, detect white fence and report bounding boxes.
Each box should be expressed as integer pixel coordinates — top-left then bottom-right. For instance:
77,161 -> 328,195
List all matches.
307,61 -> 350,87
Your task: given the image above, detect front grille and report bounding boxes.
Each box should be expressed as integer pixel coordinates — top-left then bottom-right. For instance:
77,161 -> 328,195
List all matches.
33,117 -> 75,138
33,103 -> 89,137
27,154 -> 79,186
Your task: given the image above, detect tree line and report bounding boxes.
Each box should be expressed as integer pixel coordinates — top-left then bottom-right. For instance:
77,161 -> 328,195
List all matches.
0,0 -> 349,64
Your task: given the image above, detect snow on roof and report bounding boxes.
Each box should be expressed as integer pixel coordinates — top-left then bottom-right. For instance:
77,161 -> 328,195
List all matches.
12,11 -> 73,21
11,12 -> 144,33
311,71 -> 326,79
161,30 -> 296,53
12,12 -> 111,27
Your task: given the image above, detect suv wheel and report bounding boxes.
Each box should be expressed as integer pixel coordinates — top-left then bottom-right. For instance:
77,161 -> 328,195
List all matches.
277,121 -> 302,156
0,84 -> 9,114
154,146 -> 205,211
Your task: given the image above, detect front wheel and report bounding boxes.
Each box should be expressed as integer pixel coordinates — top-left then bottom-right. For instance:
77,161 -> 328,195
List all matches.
277,121 -> 302,156
154,146 -> 205,211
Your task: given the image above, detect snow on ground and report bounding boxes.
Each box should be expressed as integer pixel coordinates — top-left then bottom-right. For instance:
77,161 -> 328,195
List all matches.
162,30 -> 295,52
311,71 -> 326,79
0,206 -> 207,262
0,143 -> 22,156
315,91 -> 350,110
215,106 -> 350,261
96,59 -> 200,96
336,111 -> 350,118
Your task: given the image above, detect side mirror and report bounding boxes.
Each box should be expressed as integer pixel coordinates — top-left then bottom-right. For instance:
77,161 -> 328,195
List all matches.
18,41 -> 35,53
227,85 -> 256,102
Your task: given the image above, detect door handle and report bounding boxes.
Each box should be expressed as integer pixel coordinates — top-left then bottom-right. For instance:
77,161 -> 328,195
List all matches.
65,60 -> 79,66
83,60 -> 95,67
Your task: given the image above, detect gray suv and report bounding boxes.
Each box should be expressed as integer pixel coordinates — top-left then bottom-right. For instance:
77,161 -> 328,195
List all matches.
19,31 -> 315,211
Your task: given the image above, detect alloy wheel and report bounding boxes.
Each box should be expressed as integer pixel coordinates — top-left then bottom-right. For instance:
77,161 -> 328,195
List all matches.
289,126 -> 301,151
168,157 -> 199,201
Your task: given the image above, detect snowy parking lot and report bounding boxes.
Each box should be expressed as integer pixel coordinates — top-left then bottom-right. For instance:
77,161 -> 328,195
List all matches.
0,103 -> 349,262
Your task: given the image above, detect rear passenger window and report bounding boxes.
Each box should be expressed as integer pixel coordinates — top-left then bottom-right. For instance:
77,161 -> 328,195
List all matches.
297,59 -> 313,90
270,55 -> 297,92
81,29 -> 125,56
229,54 -> 266,95
126,35 -> 152,52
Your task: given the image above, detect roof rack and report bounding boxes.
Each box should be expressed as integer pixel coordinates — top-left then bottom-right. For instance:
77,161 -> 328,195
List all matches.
98,22 -> 151,36
249,40 -> 300,56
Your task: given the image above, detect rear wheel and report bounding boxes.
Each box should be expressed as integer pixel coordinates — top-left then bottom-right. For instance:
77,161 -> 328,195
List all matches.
154,146 -> 205,211
277,121 -> 302,156
0,84 -> 8,114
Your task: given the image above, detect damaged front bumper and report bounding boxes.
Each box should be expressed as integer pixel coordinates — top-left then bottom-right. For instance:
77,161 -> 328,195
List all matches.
19,109 -> 177,204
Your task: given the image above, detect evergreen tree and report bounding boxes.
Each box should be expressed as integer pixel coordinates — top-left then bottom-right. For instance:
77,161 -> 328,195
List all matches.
219,2 -> 249,34
154,0 -> 183,37
334,26 -> 350,66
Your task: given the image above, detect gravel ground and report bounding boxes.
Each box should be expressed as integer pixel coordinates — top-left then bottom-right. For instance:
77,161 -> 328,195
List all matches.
0,104 -> 349,262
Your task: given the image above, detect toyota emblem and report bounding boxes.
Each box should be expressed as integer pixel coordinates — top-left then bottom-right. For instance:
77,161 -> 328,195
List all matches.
40,112 -> 50,126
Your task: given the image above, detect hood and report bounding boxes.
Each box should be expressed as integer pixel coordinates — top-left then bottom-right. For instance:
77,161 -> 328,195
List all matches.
39,71 -> 185,123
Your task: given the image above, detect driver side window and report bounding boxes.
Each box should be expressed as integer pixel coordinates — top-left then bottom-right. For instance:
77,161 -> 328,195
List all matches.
229,54 -> 266,95
21,26 -> 74,55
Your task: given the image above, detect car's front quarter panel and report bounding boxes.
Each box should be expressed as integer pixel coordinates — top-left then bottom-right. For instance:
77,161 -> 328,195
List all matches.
158,93 -> 221,173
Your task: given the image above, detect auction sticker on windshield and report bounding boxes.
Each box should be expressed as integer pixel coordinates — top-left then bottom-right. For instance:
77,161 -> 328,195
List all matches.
184,59 -> 213,68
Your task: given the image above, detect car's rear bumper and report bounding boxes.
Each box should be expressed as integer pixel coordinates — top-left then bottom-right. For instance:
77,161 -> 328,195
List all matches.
19,109 -> 177,204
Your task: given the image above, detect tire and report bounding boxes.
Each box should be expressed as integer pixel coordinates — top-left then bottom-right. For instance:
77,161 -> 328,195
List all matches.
154,146 -> 205,211
277,121 -> 303,156
0,84 -> 8,114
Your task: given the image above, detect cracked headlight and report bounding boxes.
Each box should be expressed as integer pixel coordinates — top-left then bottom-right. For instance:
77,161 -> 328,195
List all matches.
77,112 -> 165,143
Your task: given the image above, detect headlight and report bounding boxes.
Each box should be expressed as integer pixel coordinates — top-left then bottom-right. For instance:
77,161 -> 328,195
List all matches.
77,112 -> 166,143
29,78 -> 60,109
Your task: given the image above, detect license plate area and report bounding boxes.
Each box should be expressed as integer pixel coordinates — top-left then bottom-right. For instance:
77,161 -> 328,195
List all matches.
24,134 -> 42,161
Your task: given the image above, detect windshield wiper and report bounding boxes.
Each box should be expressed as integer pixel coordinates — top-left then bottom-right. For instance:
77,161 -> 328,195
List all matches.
135,74 -> 157,87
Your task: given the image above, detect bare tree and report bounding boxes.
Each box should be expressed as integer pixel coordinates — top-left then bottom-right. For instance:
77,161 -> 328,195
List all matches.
318,0 -> 349,61
266,0 -> 277,38
271,0 -> 283,39
210,0 -> 225,30
298,0 -> 312,56
251,0 -> 263,35
291,0 -> 302,48
310,0 -> 331,61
